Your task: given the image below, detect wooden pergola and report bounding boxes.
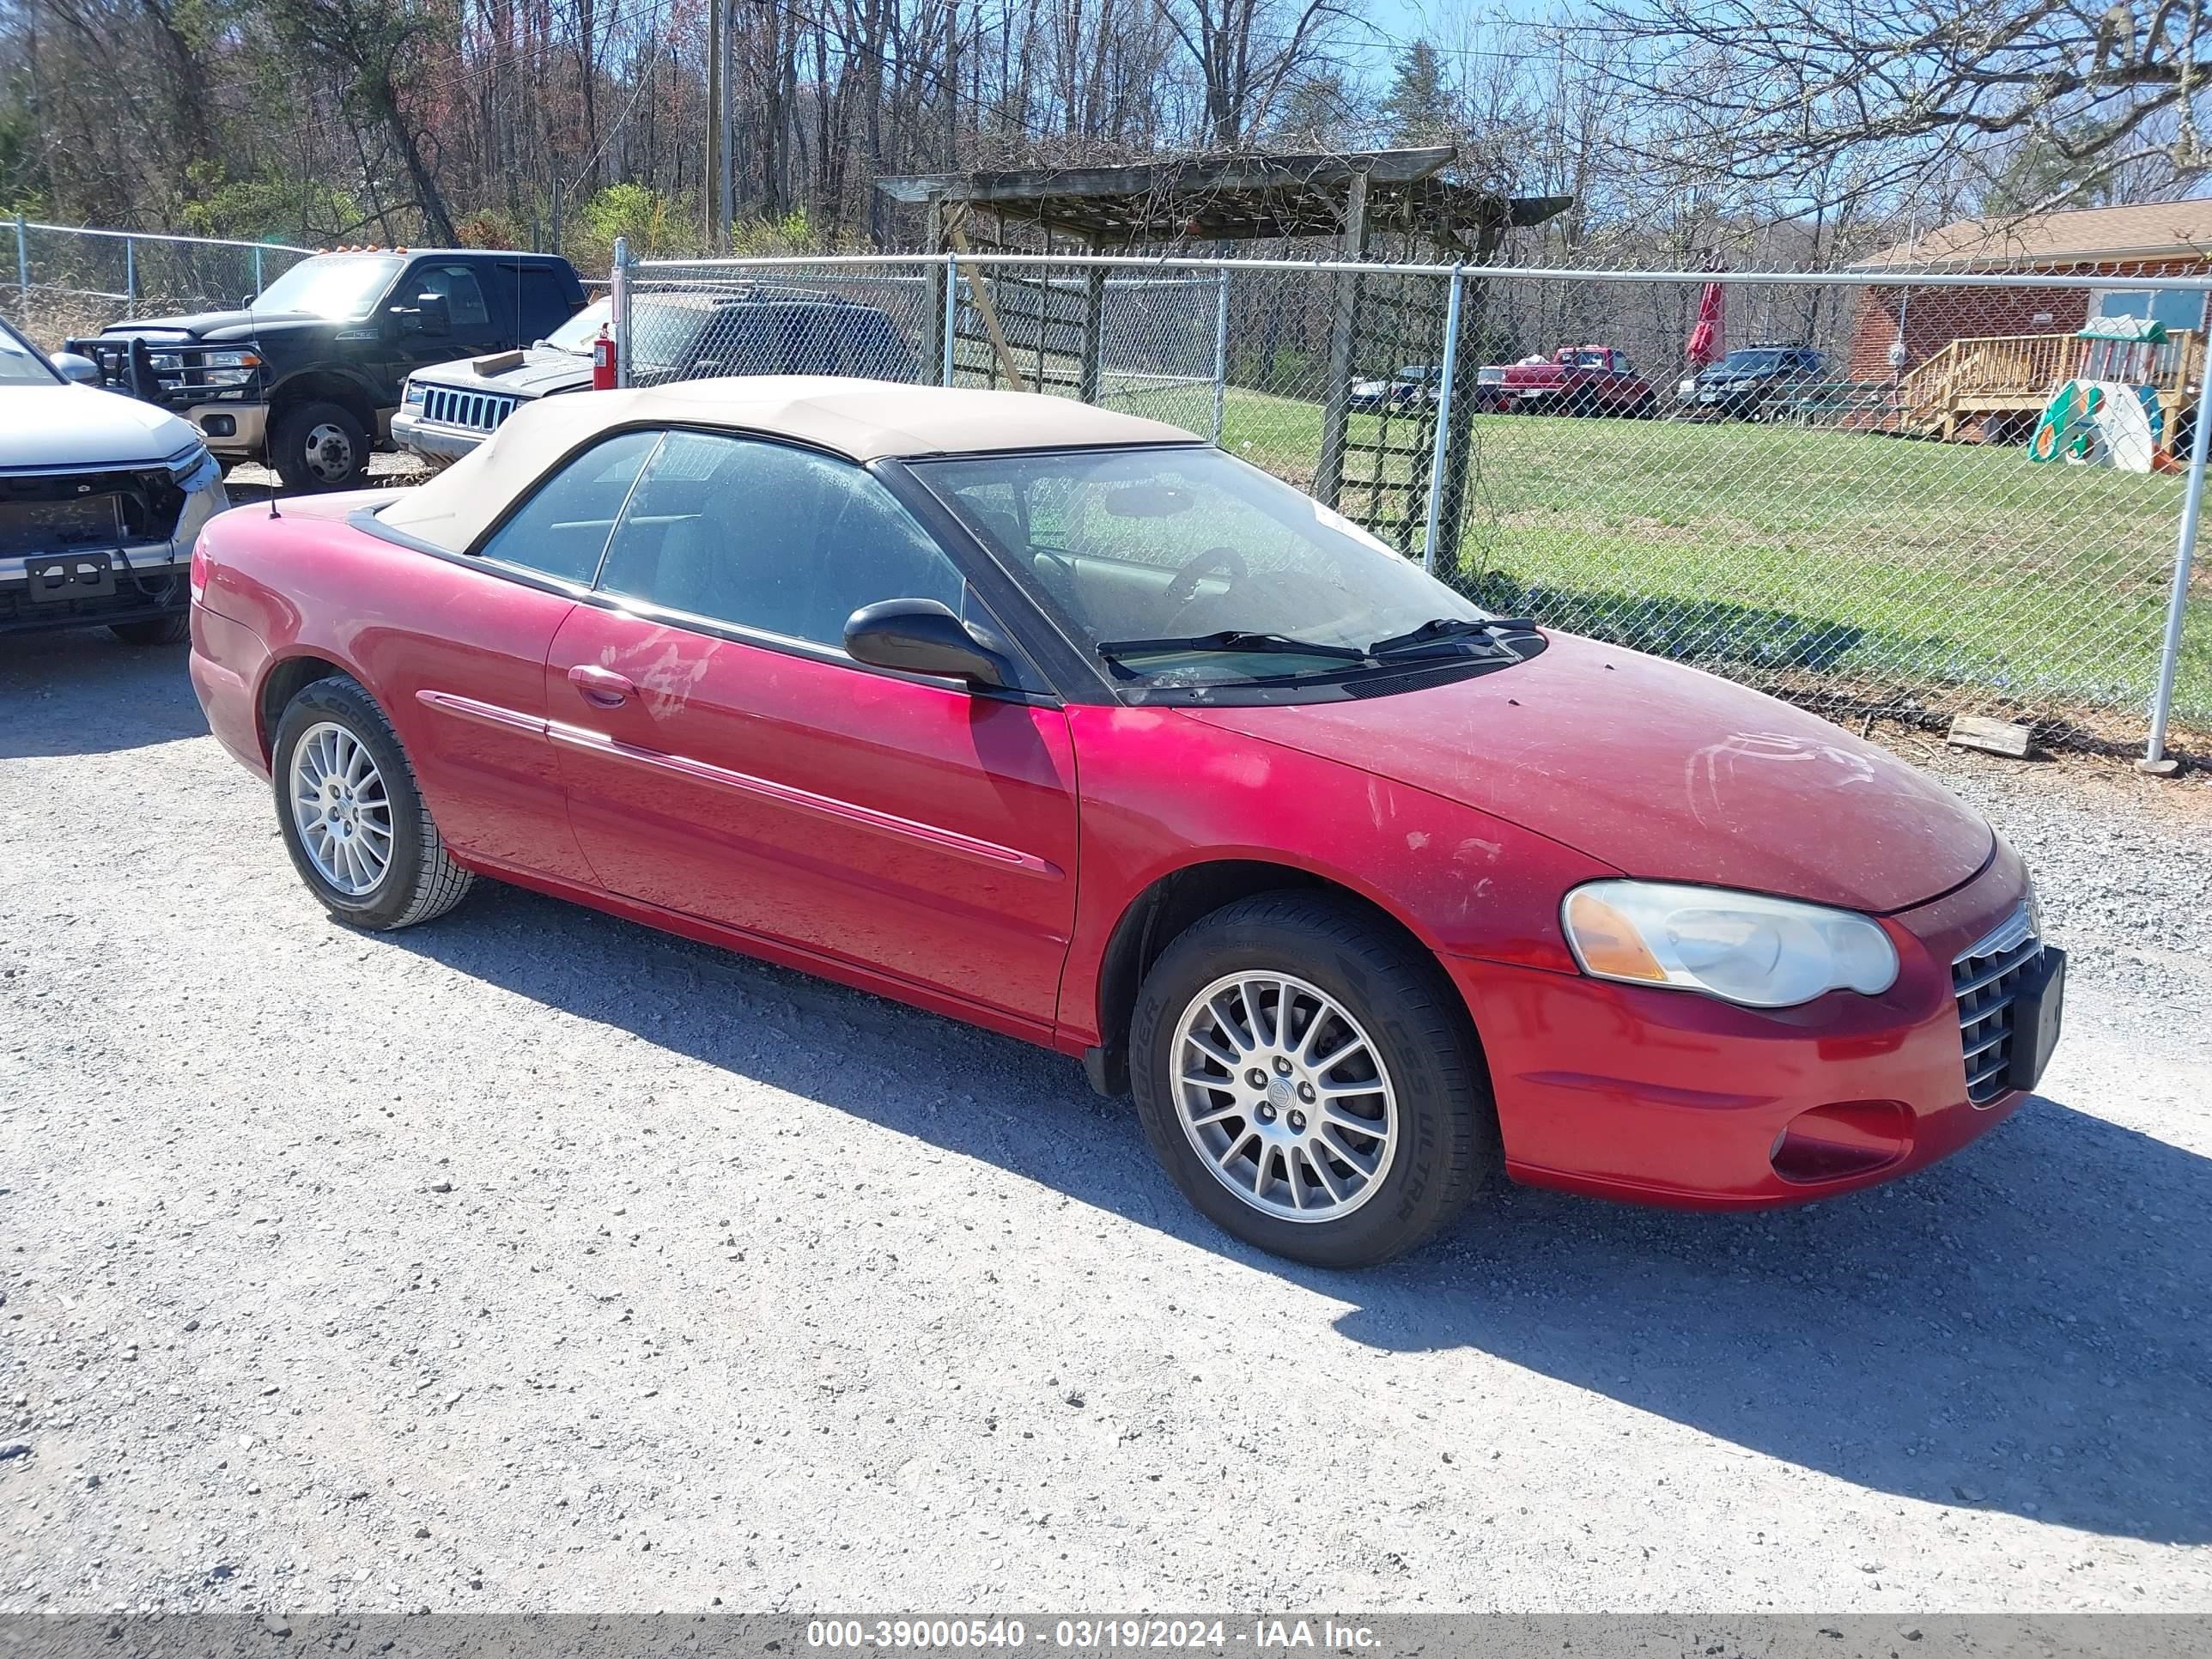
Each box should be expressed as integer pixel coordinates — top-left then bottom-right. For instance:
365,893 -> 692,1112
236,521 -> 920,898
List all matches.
874,148 -> 1570,550
875,147 -> 1569,257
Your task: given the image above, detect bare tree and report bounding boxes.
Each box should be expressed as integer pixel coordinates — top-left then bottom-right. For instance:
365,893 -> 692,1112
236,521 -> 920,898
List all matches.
1588,0 -> 2212,210
1152,0 -> 1346,147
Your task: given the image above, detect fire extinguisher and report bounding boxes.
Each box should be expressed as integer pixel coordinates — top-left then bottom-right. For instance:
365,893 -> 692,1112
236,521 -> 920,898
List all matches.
592,325 -> 617,391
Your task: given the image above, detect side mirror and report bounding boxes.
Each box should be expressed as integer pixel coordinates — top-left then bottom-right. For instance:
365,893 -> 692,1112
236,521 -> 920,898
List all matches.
50,351 -> 101,385
411,292 -> 452,335
844,598 -> 1011,688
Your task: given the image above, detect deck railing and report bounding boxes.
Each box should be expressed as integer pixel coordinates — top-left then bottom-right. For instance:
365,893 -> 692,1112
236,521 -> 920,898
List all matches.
1903,328 -> 2205,422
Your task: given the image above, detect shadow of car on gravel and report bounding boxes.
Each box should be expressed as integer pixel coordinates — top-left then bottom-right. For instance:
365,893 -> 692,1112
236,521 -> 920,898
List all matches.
0,629 -> 210,758
383,879 -> 2212,1551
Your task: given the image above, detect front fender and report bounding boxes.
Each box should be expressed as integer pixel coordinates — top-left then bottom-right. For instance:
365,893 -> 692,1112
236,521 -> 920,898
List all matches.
1056,704 -> 1617,1049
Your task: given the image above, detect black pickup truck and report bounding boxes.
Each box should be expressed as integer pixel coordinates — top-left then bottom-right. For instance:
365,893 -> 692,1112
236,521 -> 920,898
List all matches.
68,249 -> 587,491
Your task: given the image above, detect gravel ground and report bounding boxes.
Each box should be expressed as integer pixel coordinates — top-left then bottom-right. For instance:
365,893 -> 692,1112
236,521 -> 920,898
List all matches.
2,629 -> 2209,1617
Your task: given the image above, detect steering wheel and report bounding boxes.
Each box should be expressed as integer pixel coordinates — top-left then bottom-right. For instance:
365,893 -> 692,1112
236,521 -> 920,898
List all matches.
1159,544 -> 1249,630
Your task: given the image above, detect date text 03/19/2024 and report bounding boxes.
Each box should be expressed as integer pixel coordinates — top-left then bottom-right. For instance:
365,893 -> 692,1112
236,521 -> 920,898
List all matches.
804,1619 -> 1382,1650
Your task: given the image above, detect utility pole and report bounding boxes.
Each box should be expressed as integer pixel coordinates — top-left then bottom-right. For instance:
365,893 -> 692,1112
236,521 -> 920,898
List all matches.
705,0 -> 724,251
719,0 -> 736,241
945,0 -> 958,166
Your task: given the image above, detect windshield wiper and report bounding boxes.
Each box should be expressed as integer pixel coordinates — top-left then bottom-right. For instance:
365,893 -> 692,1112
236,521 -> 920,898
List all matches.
1096,630 -> 1374,670
1366,616 -> 1537,658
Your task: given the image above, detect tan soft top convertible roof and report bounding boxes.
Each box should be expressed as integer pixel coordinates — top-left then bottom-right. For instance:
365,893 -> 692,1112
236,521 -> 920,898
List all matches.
376,375 -> 1202,554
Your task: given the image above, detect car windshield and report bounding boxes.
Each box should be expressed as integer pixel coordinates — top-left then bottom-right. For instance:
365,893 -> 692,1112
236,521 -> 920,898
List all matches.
544,296 -> 612,353
252,253 -> 405,320
916,446 -> 1493,690
0,321 -> 60,386
1562,350 -> 1607,368
1717,349 -> 1790,373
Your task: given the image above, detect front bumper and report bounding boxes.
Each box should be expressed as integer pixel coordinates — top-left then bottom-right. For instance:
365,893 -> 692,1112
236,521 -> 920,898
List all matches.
187,402 -> 270,459
0,545 -> 195,634
1453,848 -> 2041,1208
389,410 -> 485,465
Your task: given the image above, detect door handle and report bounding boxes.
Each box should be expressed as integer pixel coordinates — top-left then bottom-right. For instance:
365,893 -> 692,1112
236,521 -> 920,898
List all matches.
567,664 -> 635,708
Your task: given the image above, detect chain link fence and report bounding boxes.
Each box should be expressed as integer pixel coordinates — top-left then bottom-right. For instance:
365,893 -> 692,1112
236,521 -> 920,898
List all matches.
618,251 -> 2209,759
5,218 -> 314,337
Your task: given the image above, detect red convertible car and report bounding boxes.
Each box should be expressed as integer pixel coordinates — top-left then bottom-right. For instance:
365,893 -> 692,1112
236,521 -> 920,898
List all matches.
187,379 -> 2063,1266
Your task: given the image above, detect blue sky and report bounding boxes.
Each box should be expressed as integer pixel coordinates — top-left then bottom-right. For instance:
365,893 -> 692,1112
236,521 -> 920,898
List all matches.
1334,0 -> 1576,89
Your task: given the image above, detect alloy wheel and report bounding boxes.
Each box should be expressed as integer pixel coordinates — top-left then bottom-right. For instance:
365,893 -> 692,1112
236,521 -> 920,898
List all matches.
1170,971 -> 1399,1223
289,720 -> 392,896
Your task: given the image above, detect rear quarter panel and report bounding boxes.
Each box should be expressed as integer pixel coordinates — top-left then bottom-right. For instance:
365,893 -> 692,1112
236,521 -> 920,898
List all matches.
194,499 -> 593,883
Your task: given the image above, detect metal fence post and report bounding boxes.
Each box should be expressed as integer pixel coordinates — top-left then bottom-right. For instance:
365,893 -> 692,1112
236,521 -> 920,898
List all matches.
1211,267 -> 1230,443
253,245 -> 264,296
941,251 -> 958,387
2144,339 -> 2212,769
1419,264 -> 1466,574
14,214 -> 26,313
124,236 -> 135,316
611,236 -> 631,389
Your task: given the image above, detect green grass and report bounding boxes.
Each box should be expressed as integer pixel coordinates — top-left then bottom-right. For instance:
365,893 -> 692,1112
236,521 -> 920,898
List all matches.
1176,388 -> 2212,728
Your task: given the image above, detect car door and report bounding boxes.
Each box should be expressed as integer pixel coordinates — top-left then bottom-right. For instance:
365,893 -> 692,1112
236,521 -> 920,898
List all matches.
387,261 -> 499,389
544,428 -> 1081,1030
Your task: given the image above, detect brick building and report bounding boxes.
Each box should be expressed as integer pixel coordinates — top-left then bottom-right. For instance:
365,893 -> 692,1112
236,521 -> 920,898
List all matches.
1848,199 -> 2212,437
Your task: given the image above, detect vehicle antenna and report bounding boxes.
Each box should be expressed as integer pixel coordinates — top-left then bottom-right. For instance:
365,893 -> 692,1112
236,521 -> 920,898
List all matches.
264,401 -> 281,519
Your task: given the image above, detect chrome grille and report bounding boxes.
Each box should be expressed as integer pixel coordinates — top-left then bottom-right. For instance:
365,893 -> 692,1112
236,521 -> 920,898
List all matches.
1952,905 -> 2042,1104
421,387 -> 519,432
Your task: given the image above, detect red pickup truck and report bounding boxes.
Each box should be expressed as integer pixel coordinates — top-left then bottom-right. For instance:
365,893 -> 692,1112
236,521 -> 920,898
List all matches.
1498,345 -> 1656,417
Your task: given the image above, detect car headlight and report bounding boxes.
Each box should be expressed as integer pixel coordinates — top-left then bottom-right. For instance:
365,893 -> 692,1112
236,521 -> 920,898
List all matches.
1676,378 -> 1697,397
195,349 -> 261,386
1562,880 -> 1899,1009
403,380 -> 426,408
167,443 -> 222,493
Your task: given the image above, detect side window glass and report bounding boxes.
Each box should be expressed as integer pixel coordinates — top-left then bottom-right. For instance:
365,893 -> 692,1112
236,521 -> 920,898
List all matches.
519,268 -> 569,338
597,431 -> 969,652
416,264 -> 490,329
477,428 -> 661,584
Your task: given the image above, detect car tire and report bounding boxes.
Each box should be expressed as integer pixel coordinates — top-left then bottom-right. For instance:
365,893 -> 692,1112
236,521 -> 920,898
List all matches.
272,399 -> 370,493
271,673 -> 474,931
110,612 -> 189,646
1129,891 -> 1496,1267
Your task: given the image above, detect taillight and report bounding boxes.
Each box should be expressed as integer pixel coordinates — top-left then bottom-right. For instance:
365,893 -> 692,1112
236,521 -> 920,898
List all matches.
189,537 -> 209,605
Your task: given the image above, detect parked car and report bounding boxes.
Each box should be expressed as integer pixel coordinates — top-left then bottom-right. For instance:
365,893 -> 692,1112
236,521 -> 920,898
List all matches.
187,378 -> 2061,1267
1346,363 -> 1442,415
67,248 -> 587,492
1,313 -> 227,643
1677,343 -> 1831,419
393,286 -> 918,466
1499,345 -> 1656,416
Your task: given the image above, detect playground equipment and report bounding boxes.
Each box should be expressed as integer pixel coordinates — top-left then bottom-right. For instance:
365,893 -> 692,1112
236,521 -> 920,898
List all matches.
2027,315 -> 2170,471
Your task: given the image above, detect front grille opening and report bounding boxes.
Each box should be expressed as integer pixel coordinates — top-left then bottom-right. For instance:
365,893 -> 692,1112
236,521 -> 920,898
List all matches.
422,387 -> 519,433
0,469 -> 185,554
1953,923 -> 2042,1104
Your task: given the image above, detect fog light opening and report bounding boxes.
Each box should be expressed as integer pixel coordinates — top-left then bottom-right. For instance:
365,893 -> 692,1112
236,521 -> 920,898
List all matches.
1770,1100 -> 1912,1184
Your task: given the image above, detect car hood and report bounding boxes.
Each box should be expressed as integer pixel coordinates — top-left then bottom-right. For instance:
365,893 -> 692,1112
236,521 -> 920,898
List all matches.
1180,631 -> 1994,915
0,384 -> 203,469
413,346 -> 590,399
94,310 -> 337,344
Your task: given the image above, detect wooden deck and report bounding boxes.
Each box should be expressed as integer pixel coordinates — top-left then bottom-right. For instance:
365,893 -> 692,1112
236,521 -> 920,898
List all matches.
1901,329 -> 2204,440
